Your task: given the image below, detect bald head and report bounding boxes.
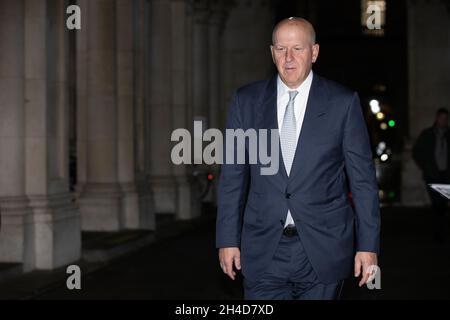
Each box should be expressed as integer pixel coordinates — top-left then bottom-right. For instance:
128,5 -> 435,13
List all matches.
269,17 -> 319,88
272,17 -> 316,45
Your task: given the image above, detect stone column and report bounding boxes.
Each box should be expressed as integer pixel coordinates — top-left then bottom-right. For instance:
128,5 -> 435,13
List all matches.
170,0 -> 199,220
208,2 -> 227,131
133,0 -> 155,229
187,0 -> 211,213
402,0 -> 450,206
0,0 -> 35,271
76,0 -> 88,201
192,0 -> 210,122
23,0 -> 80,269
206,1 -> 228,206
148,0 -> 177,215
116,0 -> 153,229
78,0 -> 123,230
185,0 -> 194,132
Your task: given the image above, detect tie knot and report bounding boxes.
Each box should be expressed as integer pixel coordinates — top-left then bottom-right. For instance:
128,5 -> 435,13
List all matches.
288,90 -> 298,103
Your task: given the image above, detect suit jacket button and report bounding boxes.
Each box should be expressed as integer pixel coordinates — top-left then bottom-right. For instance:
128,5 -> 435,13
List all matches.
285,193 -> 291,199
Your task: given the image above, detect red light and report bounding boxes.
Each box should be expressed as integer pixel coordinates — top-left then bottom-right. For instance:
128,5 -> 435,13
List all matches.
207,174 -> 214,181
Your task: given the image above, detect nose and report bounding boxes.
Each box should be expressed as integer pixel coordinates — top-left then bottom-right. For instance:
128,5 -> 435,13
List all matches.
285,48 -> 293,62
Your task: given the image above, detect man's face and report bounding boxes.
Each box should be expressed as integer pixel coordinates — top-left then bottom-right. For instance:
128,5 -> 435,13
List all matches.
270,23 -> 319,88
436,113 -> 449,128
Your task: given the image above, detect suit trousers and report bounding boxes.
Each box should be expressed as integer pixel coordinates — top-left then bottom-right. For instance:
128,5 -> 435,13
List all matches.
243,232 -> 344,300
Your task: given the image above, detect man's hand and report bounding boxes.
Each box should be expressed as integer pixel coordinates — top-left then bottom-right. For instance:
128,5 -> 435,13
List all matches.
219,247 -> 241,280
354,251 -> 378,287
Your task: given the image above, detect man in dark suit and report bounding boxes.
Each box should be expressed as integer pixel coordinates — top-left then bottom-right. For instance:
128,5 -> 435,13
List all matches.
413,108 -> 450,243
216,17 -> 380,300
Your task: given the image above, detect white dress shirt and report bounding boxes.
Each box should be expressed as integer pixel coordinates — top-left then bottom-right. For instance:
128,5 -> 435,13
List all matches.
277,70 -> 314,227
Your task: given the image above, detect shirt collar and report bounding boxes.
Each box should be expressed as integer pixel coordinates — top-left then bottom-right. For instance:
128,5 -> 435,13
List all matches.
277,70 -> 313,99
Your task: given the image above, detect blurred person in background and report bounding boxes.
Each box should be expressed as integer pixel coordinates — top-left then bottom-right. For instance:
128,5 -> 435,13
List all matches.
413,108 -> 450,244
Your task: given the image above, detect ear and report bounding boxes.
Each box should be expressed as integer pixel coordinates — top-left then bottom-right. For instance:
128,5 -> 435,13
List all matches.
311,44 -> 320,63
270,45 -> 276,64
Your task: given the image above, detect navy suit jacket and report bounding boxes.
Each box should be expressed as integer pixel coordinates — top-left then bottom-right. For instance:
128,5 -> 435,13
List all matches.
216,73 -> 381,284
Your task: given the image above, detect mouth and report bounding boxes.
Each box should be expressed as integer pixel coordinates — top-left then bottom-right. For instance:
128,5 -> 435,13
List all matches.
284,66 -> 296,72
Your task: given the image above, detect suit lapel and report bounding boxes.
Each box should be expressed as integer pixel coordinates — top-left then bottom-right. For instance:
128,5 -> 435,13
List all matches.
288,74 -> 329,183
256,76 -> 288,192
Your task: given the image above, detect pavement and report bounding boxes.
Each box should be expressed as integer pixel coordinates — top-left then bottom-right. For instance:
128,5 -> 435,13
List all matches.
0,205 -> 450,300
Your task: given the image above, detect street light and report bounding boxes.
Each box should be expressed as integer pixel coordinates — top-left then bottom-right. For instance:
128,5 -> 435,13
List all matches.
370,99 -> 380,114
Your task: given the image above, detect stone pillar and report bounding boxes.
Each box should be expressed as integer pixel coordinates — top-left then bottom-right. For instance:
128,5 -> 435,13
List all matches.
206,1 -> 228,206
116,0 -> 153,229
170,0 -> 199,220
402,0 -> 450,206
0,0 -> 35,271
187,0 -> 211,213
192,0 -> 210,121
23,0 -> 80,269
186,1 -> 194,130
78,0 -> 123,230
148,0 -> 177,214
208,2 -> 226,131
133,0 -> 155,229
76,0 -> 88,202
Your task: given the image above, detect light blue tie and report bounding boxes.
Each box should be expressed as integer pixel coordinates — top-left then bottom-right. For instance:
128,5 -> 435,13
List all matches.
280,90 -> 298,227
281,90 -> 298,176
